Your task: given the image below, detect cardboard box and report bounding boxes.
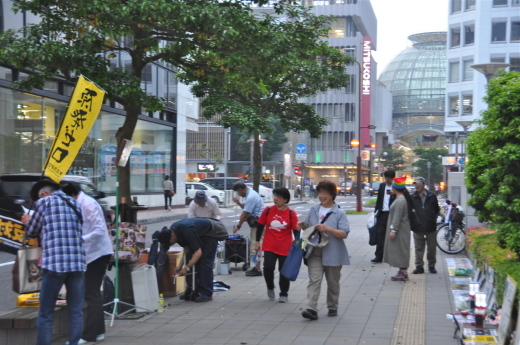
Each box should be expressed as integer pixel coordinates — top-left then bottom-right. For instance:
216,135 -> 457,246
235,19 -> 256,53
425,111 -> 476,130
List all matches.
160,251 -> 185,297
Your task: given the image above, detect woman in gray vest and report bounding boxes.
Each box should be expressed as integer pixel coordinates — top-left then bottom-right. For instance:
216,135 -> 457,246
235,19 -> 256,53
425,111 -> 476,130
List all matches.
297,181 -> 350,320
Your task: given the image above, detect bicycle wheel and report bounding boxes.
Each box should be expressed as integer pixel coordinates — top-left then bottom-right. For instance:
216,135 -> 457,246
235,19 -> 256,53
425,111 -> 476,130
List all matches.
436,224 -> 466,254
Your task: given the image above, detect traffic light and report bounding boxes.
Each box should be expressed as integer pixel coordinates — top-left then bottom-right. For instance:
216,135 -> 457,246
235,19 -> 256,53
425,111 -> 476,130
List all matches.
370,143 -> 376,149
294,166 -> 302,175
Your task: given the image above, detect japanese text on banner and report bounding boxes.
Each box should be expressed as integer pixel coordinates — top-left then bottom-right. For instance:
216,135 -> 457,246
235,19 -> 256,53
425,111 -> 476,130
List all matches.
44,76 -> 105,183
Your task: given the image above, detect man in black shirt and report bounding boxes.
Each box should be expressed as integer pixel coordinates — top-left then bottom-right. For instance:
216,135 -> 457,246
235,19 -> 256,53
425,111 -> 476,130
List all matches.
158,218 -> 218,302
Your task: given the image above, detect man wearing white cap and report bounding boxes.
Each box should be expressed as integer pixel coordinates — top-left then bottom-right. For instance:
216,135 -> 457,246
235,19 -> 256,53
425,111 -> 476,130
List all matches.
188,191 -> 221,220
410,176 -> 440,274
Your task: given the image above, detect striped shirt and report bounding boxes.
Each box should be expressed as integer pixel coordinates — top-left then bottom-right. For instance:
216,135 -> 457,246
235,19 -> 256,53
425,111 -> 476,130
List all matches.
26,190 -> 86,273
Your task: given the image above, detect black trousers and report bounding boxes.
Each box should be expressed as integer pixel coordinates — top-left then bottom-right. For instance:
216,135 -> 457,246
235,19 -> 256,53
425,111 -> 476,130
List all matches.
83,254 -> 111,342
263,251 -> 290,297
164,190 -> 172,209
374,211 -> 389,260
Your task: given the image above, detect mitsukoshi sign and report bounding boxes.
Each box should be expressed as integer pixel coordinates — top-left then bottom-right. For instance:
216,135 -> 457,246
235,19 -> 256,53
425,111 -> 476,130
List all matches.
361,37 -> 372,148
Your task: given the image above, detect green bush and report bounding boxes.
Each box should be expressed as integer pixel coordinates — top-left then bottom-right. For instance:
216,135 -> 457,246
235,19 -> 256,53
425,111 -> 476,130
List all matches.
466,226 -> 520,303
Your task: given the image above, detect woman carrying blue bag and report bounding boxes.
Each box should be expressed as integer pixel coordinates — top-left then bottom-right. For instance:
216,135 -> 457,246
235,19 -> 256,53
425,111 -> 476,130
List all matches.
297,180 -> 350,320
255,187 -> 299,303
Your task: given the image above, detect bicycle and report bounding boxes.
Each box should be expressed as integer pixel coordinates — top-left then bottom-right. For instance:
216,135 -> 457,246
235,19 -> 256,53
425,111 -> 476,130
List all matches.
436,204 -> 466,254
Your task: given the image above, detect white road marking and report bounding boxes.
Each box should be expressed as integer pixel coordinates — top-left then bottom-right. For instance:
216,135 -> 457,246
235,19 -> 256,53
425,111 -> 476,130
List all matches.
0,261 -> 14,267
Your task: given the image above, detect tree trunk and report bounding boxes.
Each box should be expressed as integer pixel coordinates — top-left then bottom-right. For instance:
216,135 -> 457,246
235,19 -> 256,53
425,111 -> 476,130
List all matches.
115,104 -> 140,222
252,132 -> 262,193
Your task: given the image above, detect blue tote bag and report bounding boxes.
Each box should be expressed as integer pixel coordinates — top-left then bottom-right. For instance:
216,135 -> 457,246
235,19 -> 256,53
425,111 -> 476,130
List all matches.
280,239 -> 304,281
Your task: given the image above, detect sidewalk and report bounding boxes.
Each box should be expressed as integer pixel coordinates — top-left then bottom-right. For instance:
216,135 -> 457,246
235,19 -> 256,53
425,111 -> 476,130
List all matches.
64,211 -> 461,345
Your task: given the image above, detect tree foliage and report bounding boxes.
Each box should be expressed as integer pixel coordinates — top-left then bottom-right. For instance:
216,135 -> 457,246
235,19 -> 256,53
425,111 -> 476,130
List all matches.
412,147 -> 448,186
0,0 -> 345,207
465,71 -> 520,254
381,147 -> 407,173
185,5 -> 353,189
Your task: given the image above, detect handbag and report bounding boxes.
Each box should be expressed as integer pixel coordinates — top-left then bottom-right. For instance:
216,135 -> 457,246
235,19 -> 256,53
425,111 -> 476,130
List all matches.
246,213 -> 258,228
169,190 -> 174,197
280,239 -> 304,281
12,245 -> 43,294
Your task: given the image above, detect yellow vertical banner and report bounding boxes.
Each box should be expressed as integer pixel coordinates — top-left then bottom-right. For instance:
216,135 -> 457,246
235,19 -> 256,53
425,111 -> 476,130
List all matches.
44,75 -> 106,183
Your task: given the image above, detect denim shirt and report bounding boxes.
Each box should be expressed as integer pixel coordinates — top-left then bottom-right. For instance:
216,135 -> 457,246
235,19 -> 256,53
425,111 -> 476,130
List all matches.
305,203 -> 350,266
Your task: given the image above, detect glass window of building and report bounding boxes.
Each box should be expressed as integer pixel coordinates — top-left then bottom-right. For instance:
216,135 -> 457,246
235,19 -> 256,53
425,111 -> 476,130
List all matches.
464,24 -> 475,45
463,60 -> 474,80
449,96 -> 460,116
492,22 -> 507,42
449,61 -> 460,82
342,46 -> 356,57
492,0 -> 507,5
451,0 -> 462,13
451,27 -> 461,47
329,18 -> 346,38
462,95 -> 473,115
510,57 -> 520,72
465,0 -> 476,10
491,56 -> 506,62
513,0 -> 520,5
345,17 -> 358,37
346,74 -> 355,94
511,21 -> 520,41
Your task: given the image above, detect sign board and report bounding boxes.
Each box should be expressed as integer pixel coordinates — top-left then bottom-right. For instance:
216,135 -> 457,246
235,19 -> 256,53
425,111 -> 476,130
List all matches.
296,153 -> 307,161
361,150 -> 370,161
197,163 -> 216,172
295,143 -> 307,154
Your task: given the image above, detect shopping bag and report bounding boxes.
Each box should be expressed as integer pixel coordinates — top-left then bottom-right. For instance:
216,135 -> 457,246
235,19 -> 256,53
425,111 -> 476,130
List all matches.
12,246 -> 43,294
280,239 -> 304,281
367,212 -> 377,246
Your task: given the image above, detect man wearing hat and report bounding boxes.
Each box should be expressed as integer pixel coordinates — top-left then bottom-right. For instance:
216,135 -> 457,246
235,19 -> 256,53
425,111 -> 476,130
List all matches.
157,218 -> 220,302
410,176 -> 440,274
188,191 -> 222,219
21,179 -> 85,345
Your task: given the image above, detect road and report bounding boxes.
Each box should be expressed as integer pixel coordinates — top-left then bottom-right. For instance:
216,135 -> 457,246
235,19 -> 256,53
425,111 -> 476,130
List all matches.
0,194 -> 374,312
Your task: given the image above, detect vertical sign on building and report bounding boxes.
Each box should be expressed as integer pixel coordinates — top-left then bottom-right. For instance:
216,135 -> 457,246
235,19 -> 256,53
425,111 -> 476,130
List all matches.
361,37 -> 372,148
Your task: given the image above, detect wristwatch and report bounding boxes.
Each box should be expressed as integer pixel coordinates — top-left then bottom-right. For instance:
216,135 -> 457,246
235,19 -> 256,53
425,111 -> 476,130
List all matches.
236,225 -> 241,229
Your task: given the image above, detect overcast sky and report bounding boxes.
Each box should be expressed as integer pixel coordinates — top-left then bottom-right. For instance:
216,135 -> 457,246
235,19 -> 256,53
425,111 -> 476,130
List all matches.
370,0 -> 448,77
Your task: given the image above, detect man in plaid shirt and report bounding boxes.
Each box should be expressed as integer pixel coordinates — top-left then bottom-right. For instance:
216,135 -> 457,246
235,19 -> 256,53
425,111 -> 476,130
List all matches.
22,179 -> 86,345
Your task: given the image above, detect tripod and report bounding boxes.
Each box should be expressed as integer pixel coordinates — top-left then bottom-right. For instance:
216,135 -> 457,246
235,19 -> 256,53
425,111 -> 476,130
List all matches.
103,158 -> 155,326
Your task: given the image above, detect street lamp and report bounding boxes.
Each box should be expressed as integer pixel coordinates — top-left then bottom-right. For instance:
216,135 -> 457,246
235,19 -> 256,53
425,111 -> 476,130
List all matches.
426,161 -> 431,190
470,63 -> 510,83
351,124 -> 376,212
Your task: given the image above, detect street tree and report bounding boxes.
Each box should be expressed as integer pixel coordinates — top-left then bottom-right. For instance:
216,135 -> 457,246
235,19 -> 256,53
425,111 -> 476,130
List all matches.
412,147 -> 448,187
380,147 -> 407,173
186,5 -> 353,191
0,0 -> 302,214
466,71 -> 520,255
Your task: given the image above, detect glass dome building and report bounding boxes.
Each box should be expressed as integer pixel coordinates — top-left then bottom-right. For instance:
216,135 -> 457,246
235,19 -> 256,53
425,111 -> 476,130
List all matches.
379,32 -> 447,149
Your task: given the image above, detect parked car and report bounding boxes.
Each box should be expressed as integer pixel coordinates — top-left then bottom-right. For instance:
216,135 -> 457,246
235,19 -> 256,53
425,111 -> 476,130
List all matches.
338,182 -> 356,196
199,177 -> 243,190
185,182 -> 225,204
245,183 -> 273,202
0,173 -> 111,223
370,182 -> 382,196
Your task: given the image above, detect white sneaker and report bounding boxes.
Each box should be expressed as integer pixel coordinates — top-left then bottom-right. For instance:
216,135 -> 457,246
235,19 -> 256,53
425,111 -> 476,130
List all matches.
96,334 -> 105,341
65,339 -> 89,345
279,296 -> 288,303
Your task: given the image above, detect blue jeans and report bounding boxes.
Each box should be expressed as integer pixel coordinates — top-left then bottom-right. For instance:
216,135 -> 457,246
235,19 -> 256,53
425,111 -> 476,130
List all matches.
37,270 -> 85,345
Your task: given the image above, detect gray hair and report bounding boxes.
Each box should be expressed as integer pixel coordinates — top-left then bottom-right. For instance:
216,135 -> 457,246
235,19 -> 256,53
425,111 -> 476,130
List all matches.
39,185 -> 58,198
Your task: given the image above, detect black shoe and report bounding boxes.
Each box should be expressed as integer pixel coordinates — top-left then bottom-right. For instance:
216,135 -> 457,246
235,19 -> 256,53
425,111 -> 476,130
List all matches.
413,266 -> 425,274
302,309 -> 318,320
428,267 -> 437,274
245,267 -> 262,276
371,258 -> 382,263
328,309 -> 338,317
